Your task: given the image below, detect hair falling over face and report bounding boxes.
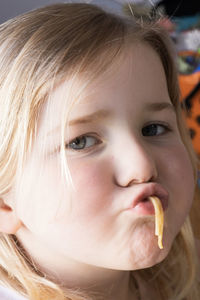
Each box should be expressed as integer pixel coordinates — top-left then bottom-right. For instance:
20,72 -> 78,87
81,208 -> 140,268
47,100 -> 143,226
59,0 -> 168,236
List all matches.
0,2 -> 199,300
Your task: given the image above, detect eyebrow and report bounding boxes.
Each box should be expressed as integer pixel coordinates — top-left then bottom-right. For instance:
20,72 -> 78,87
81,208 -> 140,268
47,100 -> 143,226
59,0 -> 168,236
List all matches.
68,109 -> 112,126
47,102 -> 174,136
47,109 -> 112,136
145,102 -> 175,113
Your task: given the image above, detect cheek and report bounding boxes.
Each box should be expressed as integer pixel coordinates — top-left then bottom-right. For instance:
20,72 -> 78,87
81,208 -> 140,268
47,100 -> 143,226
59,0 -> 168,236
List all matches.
161,143 -> 195,232
16,155 -> 114,233
168,144 -> 194,197
68,158 -> 114,218
15,158 -> 69,233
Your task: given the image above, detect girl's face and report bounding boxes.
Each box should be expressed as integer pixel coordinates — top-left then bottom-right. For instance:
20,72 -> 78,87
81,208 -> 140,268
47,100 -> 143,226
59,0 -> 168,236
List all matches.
15,43 -> 194,281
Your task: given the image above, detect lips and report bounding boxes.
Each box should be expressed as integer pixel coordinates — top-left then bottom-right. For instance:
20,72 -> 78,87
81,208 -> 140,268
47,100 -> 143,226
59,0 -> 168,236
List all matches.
129,183 -> 169,214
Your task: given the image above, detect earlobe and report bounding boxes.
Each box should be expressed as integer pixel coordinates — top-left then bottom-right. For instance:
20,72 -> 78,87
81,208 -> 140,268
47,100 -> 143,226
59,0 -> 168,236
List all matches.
0,198 -> 22,234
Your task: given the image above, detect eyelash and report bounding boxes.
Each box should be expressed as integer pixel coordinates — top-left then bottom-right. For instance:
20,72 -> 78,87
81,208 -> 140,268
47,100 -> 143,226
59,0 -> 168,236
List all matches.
66,134 -> 102,152
65,123 -> 171,152
142,122 -> 171,137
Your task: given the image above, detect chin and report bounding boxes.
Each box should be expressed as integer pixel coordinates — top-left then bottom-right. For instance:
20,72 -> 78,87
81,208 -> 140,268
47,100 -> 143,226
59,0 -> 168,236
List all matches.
126,237 -> 173,270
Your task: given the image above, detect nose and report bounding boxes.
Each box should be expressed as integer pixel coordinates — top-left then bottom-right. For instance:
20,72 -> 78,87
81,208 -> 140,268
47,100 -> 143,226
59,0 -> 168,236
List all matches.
113,134 -> 158,187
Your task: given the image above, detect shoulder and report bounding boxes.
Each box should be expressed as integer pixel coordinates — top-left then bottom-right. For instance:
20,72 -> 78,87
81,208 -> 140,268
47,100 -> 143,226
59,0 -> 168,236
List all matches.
0,285 -> 27,300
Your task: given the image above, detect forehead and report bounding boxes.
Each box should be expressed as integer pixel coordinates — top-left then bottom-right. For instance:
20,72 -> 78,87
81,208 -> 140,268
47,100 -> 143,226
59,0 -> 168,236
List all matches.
37,42 -> 167,136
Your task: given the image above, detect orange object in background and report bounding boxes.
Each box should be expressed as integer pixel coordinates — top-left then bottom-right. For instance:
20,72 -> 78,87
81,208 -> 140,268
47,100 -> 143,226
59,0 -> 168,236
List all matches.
178,51 -> 200,157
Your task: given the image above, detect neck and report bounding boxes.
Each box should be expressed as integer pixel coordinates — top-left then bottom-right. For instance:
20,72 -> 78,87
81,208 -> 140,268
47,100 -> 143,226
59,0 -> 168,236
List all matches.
40,255 -> 139,300
83,271 -> 139,300
61,269 -> 139,300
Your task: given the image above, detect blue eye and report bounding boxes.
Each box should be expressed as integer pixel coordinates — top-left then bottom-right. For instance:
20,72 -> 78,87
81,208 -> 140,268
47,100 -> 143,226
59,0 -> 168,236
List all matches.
67,135 -> 99,150
142,124 -> 169,136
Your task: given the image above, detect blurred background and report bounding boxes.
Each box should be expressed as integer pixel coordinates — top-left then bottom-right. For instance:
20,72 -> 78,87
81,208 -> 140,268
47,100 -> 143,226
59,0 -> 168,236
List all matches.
0,0 -> 122,23
0,0 -> 160,24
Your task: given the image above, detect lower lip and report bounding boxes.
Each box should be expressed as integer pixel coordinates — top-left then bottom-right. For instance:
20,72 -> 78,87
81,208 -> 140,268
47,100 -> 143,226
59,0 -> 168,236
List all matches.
131,198 -> 168,215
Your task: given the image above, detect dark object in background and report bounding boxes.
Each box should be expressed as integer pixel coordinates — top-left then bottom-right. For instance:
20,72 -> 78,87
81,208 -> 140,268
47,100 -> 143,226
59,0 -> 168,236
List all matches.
156,0 -> 200,17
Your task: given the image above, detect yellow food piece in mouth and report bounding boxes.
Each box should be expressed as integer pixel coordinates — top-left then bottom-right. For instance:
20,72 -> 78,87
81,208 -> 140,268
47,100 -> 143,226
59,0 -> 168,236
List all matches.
148,196 -> 164,249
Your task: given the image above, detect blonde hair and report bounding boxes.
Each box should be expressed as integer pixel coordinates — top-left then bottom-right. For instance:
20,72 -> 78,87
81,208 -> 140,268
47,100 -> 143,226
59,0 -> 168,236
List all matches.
0,3 -> 199,300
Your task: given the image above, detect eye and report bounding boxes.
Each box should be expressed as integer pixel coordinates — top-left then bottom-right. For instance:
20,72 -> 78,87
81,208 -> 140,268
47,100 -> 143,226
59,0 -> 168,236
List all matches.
67,135 -> 100,151
142,124 -> 169,136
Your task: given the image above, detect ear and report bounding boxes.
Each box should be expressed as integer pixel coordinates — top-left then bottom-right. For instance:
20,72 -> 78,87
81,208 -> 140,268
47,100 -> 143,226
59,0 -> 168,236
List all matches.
0,198 -> 22,234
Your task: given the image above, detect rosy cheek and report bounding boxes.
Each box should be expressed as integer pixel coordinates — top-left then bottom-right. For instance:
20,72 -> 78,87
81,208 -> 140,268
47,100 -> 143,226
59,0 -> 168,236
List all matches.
68,158 -> 114,217
162,144 -> 195,220
173,145 -> 194,189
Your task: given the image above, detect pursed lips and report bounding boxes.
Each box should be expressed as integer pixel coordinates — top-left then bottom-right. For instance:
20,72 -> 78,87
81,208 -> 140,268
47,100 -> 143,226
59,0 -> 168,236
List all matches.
127,182 -> 169,211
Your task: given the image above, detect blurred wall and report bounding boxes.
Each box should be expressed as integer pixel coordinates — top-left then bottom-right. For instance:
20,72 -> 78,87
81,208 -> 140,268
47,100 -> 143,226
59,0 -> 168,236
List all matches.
0,0 -> 123,24
0,0 -> 161,24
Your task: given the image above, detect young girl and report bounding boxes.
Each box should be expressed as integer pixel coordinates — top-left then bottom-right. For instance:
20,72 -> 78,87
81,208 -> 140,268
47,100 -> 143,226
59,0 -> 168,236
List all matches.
0,2 -> 199,300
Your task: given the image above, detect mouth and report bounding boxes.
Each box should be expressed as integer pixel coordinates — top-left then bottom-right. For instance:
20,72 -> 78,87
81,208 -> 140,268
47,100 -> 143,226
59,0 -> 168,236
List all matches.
129,183 -> 169,216
133,198 -> 160,215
